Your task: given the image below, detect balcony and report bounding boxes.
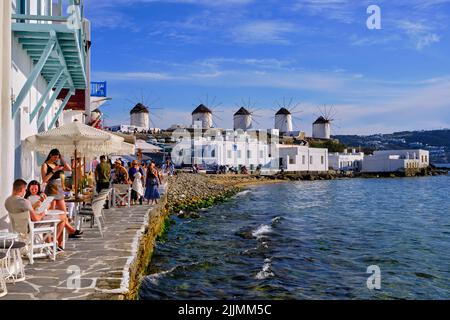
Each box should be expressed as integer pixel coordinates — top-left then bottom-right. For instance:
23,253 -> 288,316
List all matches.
11,0 -> 88,128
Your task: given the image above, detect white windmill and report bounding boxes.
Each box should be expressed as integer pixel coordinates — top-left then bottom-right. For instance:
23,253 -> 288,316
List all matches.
273,98 -> 302,134
312,105 -> 337,140
191,94 -> 223,129
233,98 -> 262,131
130,103 -> 149,129
125,90 -> 164,131
192,104 -> 213,129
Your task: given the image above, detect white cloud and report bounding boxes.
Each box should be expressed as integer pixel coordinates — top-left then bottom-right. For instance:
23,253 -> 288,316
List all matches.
93,71 -> 186,81
230,21 -> 296,45
292,0 -> 356,24
397,20 -> 441,50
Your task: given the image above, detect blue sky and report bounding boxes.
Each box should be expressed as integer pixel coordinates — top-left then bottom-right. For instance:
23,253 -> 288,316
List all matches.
85,0 -> 450,135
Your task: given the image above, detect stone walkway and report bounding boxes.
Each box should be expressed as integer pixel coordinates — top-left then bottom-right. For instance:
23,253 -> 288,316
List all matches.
0,204 -> 159,300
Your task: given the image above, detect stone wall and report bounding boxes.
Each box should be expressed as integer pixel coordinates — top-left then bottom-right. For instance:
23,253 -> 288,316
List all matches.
118,191 -> 169,300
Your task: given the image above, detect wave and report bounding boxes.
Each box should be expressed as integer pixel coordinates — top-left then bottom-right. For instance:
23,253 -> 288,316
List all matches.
146,266 -> 178,284
271,216 -> 283,225
237,190 -> 251,197
255,258 -> 275,280
252,224 -> 273,239
146,261 -> 201,284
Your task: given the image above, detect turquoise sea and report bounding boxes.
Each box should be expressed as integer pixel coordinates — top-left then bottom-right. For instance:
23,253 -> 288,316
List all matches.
139,175 -> 450,299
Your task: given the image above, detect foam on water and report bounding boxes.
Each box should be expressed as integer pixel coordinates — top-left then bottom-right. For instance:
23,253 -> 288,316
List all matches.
237,190 -> 252,197
252,224 -> 273,239
146,266 -> 178,284
255,258 -> 275,280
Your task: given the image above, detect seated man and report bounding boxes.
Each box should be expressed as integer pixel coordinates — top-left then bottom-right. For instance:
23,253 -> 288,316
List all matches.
4,179 -> 66,251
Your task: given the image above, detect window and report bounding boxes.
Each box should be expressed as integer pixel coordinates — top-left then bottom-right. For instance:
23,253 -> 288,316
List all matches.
321,156 -> 324,165
247,150 -> 251,159
260,150 -> 264,158
302,155 -> 306,165
211,149 -> 216,158
310,156 -> 313,165
237,150 -> 242,159
227,150 -> 232,159
19,0 -> 26,14
289,158 -> 295,165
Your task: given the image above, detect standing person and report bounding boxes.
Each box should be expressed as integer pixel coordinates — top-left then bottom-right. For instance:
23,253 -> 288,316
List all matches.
144,162 -> 161,205
95,155 -> 111,193
128,160 -> 144,205
132,172 -> 144,205
91,157 -> 100,172
41,149 -> 71,213
112,159 -> 129,184
162,159 -> 175,176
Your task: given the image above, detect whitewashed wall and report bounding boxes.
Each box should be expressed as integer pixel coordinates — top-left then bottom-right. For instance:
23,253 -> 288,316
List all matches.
329,152 -> 364,171
362,157 -> 420,173
10,0 -> 68,182
373,150 -> 429,168
130,112 -> 149,129
278,145 -> 328,172
312,122 -> 331,139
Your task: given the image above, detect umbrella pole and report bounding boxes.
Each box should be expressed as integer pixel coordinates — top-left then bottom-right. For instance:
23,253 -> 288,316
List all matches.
138,148 -> 142,165
74,148 -> 78,199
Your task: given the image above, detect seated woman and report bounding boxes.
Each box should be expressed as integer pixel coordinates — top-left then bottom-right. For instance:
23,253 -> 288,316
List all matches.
25,181 -> 81,250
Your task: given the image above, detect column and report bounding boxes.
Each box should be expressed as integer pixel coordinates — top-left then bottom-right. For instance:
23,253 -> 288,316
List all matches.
0,1 -> 14,230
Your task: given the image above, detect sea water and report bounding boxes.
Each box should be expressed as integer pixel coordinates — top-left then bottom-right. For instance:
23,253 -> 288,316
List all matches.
139,175 -> 450,300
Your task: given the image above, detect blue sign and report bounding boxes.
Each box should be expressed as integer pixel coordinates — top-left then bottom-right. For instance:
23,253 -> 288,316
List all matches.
91,81 -> 107,97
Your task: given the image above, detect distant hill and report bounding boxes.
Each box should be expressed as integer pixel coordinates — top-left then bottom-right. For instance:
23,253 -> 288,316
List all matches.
333,129 -> 450,163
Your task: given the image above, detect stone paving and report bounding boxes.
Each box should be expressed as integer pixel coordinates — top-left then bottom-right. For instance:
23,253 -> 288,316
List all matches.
0,203 -> 161,300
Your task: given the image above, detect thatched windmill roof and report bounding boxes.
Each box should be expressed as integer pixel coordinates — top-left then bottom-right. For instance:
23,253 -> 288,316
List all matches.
130,103 -> 149,114
313,116 -> 330,124
234,107 -> 251,116
192,104 -> 212,115
275,107 -> 291,115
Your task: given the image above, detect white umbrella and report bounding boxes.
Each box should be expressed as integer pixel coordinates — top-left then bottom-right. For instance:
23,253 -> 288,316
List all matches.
135,140 -> 162,152
24,121 -> 135,157
135,140 -> 161,165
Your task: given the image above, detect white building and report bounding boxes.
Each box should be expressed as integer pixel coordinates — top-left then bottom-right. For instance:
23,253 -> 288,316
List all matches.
130,103 -> 149,129
329,149 -> 364,171
312,116 -> 331,140
192,104 -> 213,129
1,1 -> 90,230
171,128 -> 328,173
275,108 -> 293,134
233,107 -> 252,131
362,149 -> 429,173
279,145 -> 329,172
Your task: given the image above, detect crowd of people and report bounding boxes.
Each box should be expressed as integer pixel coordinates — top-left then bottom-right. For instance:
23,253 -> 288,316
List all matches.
4,148 -> 177,251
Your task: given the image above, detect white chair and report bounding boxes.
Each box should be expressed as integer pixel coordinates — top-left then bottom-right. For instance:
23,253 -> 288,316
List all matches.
98,188 -> 113,209
78,194 -> 108,237
46,210 -> 67,250
91,196 -> 107,238
8,211 -> 59,265
0,252 -> 7,297
112,184 -> 131,207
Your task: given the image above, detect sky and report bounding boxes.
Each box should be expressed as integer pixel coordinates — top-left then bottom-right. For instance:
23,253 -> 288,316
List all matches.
84,0 -> 450,135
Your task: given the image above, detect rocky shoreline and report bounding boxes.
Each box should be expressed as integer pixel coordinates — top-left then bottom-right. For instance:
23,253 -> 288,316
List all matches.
166,173 -> 283,217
